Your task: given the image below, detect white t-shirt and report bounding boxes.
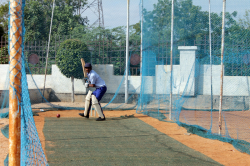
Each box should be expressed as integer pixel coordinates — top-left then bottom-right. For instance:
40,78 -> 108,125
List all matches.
87,70 -> 106,88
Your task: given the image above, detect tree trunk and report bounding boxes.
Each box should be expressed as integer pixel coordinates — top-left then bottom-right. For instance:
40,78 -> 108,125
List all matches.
71,76 -> 74,103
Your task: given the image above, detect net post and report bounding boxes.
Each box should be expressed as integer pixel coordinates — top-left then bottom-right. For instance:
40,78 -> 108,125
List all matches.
139,0 -> 143,111
209,0 -> 214,115
43,0 -> 55,102
140,0 -> 143,77
9,0 -> 22,165
219,0 -> 226,135
125,0 -> 130,104
169,0 -> 174,120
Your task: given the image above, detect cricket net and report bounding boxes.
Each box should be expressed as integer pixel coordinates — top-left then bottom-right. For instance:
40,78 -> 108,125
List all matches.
1,0 -> 250,165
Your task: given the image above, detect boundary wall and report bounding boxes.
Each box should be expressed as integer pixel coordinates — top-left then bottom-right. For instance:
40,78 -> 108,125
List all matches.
0,46 -> 249,107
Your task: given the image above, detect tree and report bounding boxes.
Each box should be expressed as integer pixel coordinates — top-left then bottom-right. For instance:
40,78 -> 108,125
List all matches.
0,26 -> 4,38
0,3 -> 8,64
24,1 -> 48,41
237,10 -> 250,41
239,10 -> 250,29
0,3 -> 8,37
142,0 -> 208,46
142,0 -> 241,43
56,39 -> 90,102
0,46 -> 8,64
70,25 -> 141,75
141,0 -> 241,62
0,0 -> 89,41
24,0 -> 88,41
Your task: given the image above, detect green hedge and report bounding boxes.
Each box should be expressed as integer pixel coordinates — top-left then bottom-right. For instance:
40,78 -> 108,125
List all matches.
0,46 -> 8,64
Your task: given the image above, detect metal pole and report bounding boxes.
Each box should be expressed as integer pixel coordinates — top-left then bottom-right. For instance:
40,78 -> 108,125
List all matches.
9,0 -> 22,165
125,0 -> 130,104
169,0 -> 174,120
43,0 -> 55,101
139,0 -> 143,110
98,0 -> 101,27
209,0 -> 213,113
219,0 -> 226,135
140,0 -> 143,77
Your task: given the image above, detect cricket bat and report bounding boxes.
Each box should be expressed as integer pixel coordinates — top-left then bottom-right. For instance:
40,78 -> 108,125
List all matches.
81,58 -> 88,81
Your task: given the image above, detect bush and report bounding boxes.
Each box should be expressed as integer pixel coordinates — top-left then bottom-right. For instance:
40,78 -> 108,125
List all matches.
0,46 -> 8,64
56,39 -> 90,79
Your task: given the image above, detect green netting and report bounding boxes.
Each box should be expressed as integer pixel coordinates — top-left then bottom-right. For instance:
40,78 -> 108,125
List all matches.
1,0 -> 250,165
4,154 -> 8,166
138,0 -> 250,155
1,0 -> 48,165
1,124 -> 9,139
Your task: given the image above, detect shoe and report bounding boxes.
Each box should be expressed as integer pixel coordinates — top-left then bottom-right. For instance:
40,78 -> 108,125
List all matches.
79,113 -> 89,118
96,117 -> 105,121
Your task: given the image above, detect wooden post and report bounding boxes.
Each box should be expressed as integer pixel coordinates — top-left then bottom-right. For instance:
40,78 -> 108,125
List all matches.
9,0 -> 22,165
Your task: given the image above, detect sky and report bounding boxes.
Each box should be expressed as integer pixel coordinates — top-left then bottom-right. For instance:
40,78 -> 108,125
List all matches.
84,0 -> 250,28
193,0 -> 250,18
1,0 -> 250,28
82,0 -> 141,28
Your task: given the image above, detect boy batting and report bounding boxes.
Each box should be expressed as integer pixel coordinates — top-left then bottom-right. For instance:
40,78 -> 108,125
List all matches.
79,63 -> 107,121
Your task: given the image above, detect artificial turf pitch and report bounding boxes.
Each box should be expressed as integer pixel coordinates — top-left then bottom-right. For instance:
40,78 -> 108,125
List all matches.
43,117 -> 222,166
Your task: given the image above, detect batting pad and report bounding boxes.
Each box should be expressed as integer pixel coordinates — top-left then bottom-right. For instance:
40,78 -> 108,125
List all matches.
84,90 -> 92,115
43,117 -> 222,166
92,95 -> 104,118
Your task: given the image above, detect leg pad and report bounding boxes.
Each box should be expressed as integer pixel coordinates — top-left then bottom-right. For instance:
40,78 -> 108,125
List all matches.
92,95 -> 104,118
84,90 -> 92,115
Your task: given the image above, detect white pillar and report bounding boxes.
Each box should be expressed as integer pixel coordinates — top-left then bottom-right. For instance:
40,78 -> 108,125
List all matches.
178,46 -> 199,96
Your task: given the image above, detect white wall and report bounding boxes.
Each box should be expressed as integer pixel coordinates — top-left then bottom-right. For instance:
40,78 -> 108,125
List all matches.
0,65 -> 9,90
0,46 -> 249,97
0,64 -> 141,94
198,65 -> 250,96
155,65 -> 180,95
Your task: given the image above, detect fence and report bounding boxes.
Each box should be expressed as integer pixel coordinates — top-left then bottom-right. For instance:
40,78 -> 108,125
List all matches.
24,35 -> 141,75
1,33 -> 249,76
